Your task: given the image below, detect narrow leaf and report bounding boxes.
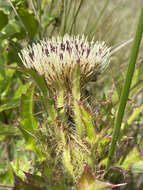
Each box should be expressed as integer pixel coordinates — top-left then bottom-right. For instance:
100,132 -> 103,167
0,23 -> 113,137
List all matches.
72,65 -> 84,136
79,103 -> 95,143
27,69 -> 57,121
19,85 -> 37,150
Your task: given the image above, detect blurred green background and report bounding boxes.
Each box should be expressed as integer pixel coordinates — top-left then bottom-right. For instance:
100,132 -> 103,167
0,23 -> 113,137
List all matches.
0,0 -> 143,189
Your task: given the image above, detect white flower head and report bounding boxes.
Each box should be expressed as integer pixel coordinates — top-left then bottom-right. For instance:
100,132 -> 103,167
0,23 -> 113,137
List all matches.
19,34 -> 110,91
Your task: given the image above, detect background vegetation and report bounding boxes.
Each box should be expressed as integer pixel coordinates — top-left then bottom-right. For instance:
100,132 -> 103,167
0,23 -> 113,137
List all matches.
0,0 -> 143,189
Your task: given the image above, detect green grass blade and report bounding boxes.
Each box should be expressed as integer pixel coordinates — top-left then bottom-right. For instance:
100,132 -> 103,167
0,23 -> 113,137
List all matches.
106,3 -> 143,172
88,0 -> 110,39
62,0 -> 72,35
69,0 -> 84,35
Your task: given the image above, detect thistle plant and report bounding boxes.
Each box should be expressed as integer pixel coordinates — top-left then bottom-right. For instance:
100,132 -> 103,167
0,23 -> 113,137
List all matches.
18,34 -> 111,187
0,0 -> 143,189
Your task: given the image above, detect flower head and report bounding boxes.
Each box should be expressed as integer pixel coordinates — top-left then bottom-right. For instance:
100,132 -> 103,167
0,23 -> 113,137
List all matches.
19,34 -> 110,91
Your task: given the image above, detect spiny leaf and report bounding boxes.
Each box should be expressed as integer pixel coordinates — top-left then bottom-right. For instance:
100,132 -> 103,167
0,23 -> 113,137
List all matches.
76,165 -> 94,190
19,84 -> 38,151
72,65 -> 80,100
26,69 -> 57,121
72,65 -> 84,137
62,147 -> 74,178
56,89 -> 64,109
76,165 -> 112,190
56,89 -> 67,123
79,102 -> 95,143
